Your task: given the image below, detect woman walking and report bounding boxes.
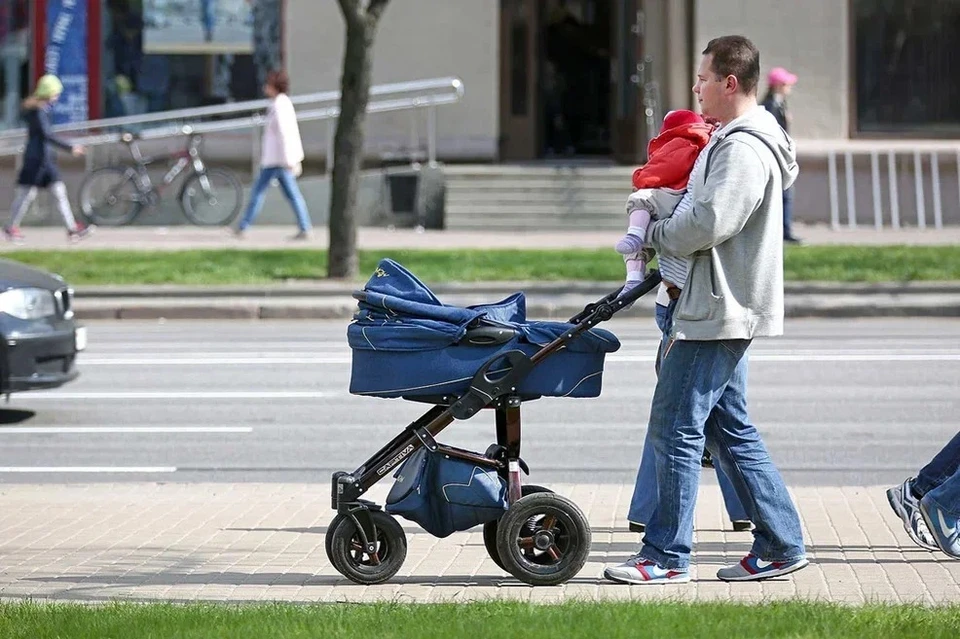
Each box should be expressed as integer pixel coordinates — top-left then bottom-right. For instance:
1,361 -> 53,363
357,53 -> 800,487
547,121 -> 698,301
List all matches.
4,74 -> 94,243
235,69 -> 312,239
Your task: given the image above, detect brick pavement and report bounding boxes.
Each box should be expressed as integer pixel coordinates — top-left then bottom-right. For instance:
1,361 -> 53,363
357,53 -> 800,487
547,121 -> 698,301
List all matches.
0,483 -> 956,605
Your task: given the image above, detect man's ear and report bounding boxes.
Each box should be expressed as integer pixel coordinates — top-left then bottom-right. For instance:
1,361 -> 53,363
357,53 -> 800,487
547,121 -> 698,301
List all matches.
725,74 -> 740,95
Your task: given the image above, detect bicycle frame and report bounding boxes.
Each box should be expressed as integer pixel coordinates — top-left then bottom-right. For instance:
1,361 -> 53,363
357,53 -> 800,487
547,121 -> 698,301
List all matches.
122,133 -> 209,196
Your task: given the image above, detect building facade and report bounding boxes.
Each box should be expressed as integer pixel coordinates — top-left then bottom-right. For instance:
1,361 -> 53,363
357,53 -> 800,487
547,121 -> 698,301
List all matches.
286,0 -> 959,163
3,0 -> 957,163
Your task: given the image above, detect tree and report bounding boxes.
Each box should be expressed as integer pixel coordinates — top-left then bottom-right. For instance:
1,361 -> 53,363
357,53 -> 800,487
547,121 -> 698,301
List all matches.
328,0 -> 390,279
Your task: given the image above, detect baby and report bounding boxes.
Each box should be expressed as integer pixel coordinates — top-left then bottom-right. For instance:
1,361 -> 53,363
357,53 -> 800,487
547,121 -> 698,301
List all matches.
615,110 -> 714,298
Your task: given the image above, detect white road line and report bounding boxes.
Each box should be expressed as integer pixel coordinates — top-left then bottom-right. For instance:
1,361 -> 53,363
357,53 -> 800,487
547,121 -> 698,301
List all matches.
0,427 -> 252,434
82,357 -> 351,365
78,353 -> 960,366
25,391 -> 330,400
0,467 -> 177,473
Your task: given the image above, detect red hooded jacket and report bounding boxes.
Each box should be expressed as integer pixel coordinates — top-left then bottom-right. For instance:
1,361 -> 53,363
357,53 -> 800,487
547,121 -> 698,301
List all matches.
631,122 -> 714,191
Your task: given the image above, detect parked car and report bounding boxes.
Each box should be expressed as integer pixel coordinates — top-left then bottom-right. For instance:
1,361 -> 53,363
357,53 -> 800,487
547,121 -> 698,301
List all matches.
0,258 -> 85,395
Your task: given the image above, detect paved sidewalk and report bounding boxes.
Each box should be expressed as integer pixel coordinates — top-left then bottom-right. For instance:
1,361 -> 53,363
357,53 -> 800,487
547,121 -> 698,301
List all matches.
0,483 -> 956,605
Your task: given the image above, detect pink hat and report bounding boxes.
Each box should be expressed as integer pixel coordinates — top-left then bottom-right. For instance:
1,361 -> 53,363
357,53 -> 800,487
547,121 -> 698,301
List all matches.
768,66 -> 797,87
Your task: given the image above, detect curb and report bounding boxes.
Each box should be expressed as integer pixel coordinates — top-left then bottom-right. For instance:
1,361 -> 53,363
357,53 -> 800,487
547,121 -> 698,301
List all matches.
72,294 -> 960,321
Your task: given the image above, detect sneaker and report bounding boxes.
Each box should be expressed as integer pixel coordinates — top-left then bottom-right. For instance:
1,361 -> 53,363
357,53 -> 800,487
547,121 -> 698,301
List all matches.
628,521 -> 645,534
731,520 -> 754,532
919,497 -> 960,559
3,226 -> 24,243
717,553 -> 809,582
603,555 -> 690,585
886,478 -> 939,551
67,224 -> 95,242
290,229 -> 313,241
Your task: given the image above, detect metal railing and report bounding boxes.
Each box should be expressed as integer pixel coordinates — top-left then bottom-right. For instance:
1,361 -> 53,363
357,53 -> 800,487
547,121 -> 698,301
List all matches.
798,139 -> 960,230
0,76 -> 464,170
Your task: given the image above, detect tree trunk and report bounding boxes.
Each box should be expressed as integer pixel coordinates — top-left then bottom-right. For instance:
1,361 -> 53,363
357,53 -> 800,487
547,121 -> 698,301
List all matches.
328,1 -> 389,279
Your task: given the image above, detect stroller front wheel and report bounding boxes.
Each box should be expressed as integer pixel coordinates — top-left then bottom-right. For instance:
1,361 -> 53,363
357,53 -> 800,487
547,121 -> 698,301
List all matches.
495,492 -> 591,586
327,510 -> 407,585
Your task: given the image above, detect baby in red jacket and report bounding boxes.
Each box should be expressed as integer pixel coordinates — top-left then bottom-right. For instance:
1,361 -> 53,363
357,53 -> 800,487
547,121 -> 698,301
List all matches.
616,110 -> 714,296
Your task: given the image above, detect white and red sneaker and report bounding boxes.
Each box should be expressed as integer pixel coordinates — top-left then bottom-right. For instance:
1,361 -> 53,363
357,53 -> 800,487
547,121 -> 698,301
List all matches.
603,554 -> 690,584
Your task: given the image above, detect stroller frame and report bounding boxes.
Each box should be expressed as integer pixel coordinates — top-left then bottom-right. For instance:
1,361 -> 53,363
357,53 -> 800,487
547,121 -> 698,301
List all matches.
328,271 -> 663,586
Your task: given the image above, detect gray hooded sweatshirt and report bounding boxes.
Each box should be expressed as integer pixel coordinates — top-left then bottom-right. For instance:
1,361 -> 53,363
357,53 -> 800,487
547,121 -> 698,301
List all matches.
646,105 -> 799,341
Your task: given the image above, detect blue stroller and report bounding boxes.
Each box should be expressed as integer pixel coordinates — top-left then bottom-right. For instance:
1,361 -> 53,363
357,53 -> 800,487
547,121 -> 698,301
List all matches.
327,259 -> 662,586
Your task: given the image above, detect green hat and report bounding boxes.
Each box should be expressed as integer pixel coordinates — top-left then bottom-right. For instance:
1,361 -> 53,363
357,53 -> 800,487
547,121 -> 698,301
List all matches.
34,74 -> 64,100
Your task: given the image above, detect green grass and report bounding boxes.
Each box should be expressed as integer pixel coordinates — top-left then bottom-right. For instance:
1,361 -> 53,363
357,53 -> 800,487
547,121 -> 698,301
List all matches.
0,600 -> 958,639
2,245 -> 960,286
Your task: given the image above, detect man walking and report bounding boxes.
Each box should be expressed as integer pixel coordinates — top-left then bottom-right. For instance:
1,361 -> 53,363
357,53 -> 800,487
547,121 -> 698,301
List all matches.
604,35 -> 808,584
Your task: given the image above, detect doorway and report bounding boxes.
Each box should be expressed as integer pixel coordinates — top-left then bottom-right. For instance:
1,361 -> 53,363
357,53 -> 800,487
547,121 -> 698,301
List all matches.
499,0 -> 652,163
541,0 -> 611,157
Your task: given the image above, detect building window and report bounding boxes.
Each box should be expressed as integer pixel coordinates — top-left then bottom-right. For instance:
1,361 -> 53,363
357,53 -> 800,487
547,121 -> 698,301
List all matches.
0,0 -> 30,130
853,0 -> 960,134
102,0 -> 283,118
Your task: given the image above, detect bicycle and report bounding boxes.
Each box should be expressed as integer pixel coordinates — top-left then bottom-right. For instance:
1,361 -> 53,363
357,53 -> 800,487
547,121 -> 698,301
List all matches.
78,126 -> 244,226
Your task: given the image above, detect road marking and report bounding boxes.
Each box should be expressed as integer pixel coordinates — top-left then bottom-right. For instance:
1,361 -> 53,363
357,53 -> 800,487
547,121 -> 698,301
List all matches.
0,467 -> 177,473
82,357 -> 352,365
78,352 -> 960,366
25,391 -> 330,400
0,426 -> 253,434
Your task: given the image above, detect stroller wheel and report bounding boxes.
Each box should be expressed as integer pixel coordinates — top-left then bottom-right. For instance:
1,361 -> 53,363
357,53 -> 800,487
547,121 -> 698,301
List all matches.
327,510 -> 407,585
325,513 -> 348,564
495,492 -> 591,586
483,484 -> 553,572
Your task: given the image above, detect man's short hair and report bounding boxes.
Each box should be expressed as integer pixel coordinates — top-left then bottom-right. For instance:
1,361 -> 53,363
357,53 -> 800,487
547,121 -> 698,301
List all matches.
702,36 -> 760,95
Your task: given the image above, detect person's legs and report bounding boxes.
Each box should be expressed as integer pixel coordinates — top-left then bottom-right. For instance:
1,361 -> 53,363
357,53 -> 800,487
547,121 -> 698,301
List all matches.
913,432 -> 960,498
703,353 -> 806,567
783,186 -> 800,242
715,463 -> 750,523
236,167 -> 277,232
920,467 -> 960,558
274,169 -> 312,232
627,301 -> 676,528
50,182 -> 80,232
639,339 -> 750,571
887,432 -> 960,551
7,186 -> 38,231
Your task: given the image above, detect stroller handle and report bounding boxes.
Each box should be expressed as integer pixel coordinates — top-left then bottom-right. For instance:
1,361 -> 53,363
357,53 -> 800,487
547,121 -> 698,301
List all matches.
566,270 -> 663,325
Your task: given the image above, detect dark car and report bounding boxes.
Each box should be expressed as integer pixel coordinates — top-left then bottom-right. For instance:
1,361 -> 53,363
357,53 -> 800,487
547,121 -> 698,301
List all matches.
0,258 -> 85,395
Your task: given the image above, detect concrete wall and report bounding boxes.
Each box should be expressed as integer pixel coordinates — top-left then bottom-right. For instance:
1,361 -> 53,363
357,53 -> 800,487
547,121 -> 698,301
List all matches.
693,0 -> 849,140
285,0 -> 499,162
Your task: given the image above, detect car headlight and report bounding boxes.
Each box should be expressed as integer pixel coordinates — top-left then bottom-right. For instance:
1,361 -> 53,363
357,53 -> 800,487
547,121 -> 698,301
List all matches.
0,288 -> 57,319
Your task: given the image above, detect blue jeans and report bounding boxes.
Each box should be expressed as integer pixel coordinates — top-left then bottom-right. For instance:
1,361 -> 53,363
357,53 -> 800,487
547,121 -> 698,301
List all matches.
913,432 -> 960,513
638,336 -> 806,570
238,166 -> 312,232
629,301 -> 748,525
783,186 -> 796,239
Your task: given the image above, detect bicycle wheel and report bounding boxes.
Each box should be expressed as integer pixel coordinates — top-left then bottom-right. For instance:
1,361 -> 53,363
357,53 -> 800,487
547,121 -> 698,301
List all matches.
79,166 -> 143,226
180,168 -> 243,226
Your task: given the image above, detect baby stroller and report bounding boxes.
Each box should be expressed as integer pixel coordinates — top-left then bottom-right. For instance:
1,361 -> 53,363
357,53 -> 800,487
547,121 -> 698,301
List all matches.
327,259 -> 662,586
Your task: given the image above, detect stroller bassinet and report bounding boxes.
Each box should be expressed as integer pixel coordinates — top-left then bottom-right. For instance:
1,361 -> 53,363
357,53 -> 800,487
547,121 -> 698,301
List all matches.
327,259 -> 662,587
347,259 -> 621,400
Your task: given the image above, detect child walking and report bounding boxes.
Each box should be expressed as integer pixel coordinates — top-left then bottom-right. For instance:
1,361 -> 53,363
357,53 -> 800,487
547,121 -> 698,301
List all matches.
4,75 -> 94,243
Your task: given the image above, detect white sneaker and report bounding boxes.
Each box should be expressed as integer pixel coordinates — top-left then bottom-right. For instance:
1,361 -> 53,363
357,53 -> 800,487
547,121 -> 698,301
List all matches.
886,478 -> 939,551
603,554 -> 690,585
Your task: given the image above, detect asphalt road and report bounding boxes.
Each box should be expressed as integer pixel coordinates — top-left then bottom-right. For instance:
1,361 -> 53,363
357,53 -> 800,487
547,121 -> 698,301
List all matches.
0,318 -> 957,488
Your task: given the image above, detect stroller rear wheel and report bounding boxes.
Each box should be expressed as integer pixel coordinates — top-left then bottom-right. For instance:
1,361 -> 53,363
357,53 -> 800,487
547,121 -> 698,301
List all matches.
327,510 -> 407,585
495,492 -> 591,586
483,484 -> 553,571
